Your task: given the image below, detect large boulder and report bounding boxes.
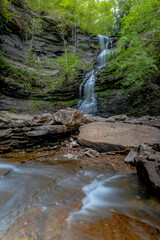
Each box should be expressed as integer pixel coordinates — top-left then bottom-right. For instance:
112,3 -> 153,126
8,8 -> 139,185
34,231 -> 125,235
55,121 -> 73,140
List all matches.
54,108 -> 82,129
135,144 -> 160,195
78,122 -> 160,152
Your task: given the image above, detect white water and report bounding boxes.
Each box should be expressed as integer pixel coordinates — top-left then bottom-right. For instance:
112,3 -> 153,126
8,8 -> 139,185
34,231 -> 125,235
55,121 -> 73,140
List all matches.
0,159 -> 160,238
78,35 -> 113,115
68,174 -> 160,227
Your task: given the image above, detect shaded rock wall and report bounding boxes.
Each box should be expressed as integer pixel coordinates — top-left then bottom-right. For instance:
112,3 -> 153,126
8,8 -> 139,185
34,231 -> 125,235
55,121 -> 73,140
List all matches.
95,67 -> 160,117
0,0 -> 99,65
0,0 -> 99,112
0,108 -> 82,153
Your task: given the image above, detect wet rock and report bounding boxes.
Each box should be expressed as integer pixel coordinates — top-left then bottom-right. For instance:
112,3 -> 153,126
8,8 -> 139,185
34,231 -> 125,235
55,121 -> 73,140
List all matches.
125,149 -> 138,165
78,122 -> 160,152
54,108 -> 82,129
135,144 -> 160,195
135,158 -> 160,195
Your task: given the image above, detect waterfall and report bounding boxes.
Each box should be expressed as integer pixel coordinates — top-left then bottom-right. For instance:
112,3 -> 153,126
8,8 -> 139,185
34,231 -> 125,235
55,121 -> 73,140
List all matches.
78,35 -> 113,115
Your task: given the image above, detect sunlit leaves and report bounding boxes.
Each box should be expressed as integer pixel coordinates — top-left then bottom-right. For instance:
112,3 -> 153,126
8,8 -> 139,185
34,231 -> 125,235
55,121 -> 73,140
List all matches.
109,0 -> 160,88
49,46 -> 83,85
24,0 -> 115,35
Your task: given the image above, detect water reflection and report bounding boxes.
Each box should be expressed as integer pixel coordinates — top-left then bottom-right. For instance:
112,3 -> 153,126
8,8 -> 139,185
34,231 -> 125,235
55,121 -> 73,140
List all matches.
0,158 -> 159,239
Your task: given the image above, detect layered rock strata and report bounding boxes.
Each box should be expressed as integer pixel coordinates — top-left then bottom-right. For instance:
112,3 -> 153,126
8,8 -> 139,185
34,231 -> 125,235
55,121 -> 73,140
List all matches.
0,108 -> 82,153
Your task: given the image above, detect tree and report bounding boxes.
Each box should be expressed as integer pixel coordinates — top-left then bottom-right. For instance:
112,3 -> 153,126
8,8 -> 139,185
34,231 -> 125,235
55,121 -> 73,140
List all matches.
50,46 -> 83,85
24,0 -> 115,36
108,0 -> 160,88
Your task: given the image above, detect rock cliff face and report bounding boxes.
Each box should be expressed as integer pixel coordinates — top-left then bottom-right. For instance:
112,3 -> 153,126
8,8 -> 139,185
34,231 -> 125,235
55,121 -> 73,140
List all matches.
0,0 -> 99,65
0,0 -> 99,113
95,66 -> 160,117
1,1 -> 160,117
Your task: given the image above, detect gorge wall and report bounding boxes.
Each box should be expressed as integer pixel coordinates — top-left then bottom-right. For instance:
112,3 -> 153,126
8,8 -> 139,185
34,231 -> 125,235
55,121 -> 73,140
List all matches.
0,0 -> 160,117
0,0 -> 99,113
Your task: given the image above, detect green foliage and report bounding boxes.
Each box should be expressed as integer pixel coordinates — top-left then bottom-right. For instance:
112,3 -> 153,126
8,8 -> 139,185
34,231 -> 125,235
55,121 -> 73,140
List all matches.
0,56 -> 45,91
26,47 -> 37,65
49,46 -> 83,85
0,0 -> 13,23
1,0 -> 159,94
24,0 -> 115,35
98,89 -> 117,99
28,17 -> 44,35
30,100 -> 43,111
108,0 -> 160,88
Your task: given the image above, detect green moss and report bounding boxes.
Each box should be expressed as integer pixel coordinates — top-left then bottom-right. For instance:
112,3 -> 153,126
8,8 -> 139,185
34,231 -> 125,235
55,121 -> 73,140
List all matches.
0,56 -> 46,91
63,99 -> 78,105
52,98 -> 78,111
29,100 -> 43,111
97,89 -> 117,99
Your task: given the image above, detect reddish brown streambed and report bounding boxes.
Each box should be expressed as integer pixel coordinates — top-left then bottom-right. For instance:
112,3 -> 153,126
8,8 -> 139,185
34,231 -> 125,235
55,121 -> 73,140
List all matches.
0,147 -> 160,240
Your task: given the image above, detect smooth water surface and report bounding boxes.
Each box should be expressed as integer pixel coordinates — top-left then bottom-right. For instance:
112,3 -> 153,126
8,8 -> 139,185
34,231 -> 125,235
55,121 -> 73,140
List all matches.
0,158 -> 159,239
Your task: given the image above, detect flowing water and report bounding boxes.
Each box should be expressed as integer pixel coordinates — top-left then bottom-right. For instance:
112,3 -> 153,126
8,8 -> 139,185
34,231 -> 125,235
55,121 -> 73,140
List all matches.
78,35 -> 113,115
0,158 -> 159,239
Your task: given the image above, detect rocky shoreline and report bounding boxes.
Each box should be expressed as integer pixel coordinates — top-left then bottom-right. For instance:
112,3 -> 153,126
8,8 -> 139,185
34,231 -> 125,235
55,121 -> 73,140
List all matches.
0,108 -> 160,195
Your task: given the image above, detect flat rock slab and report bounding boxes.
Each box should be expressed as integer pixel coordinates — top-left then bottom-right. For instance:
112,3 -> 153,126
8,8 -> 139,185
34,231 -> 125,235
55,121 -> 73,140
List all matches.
78,122 -> 160,152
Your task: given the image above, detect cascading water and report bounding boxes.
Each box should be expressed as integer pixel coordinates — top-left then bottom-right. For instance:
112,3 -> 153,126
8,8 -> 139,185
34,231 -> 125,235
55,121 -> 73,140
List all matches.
78,35 -> 113,115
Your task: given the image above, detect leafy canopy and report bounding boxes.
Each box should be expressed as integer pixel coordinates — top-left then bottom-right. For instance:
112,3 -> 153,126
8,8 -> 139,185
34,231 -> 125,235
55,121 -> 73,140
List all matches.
108,0 -> 160,88
24,0 -> 115,35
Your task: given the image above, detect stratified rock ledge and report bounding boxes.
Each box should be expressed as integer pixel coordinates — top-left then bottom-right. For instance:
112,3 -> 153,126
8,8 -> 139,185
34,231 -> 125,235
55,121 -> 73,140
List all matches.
0,108 -> 82,153
78,121 -> 160,152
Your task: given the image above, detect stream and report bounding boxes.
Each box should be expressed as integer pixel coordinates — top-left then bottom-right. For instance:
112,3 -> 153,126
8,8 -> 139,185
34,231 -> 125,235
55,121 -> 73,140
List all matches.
0,35 -> 160,240
0,157 -> 159,239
